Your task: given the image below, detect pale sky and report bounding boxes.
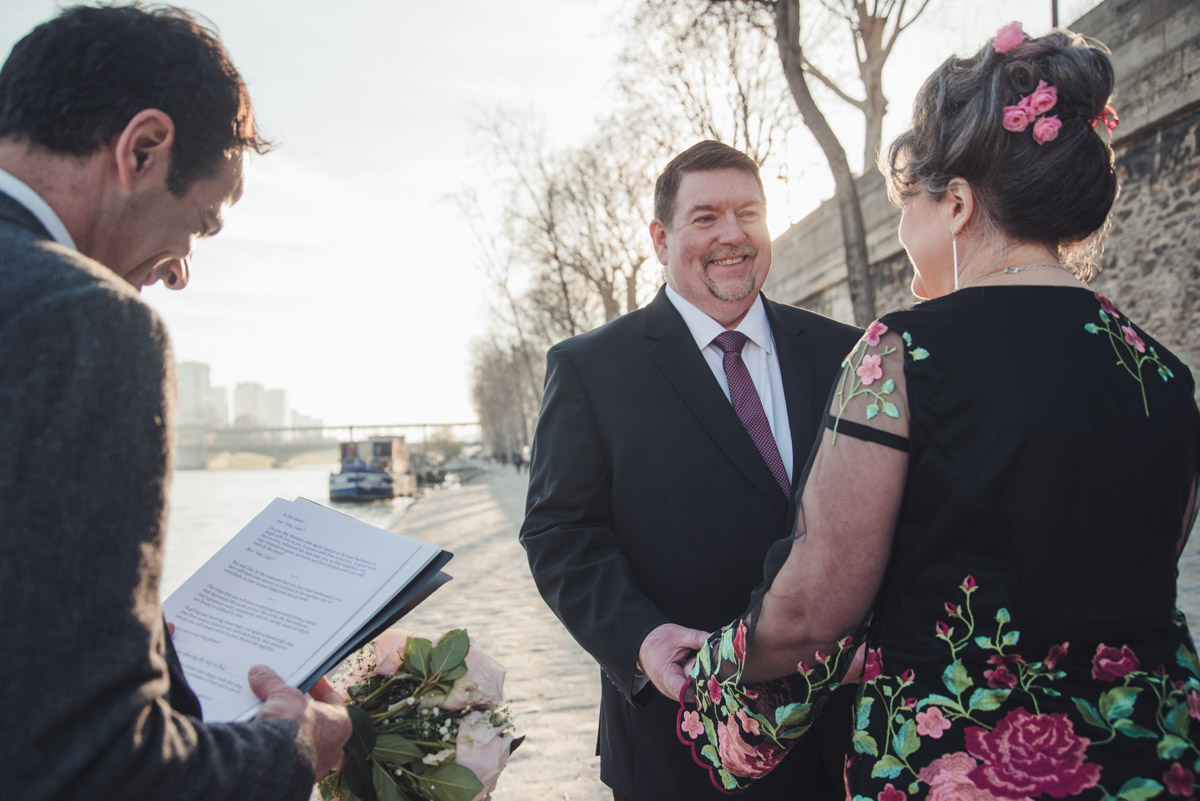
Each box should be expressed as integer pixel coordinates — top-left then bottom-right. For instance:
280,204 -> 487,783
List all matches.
0,0 -> 1100,426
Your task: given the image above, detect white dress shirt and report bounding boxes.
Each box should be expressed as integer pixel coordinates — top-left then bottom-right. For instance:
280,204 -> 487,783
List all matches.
0,167 -> 76,250
664,284 -> 794,482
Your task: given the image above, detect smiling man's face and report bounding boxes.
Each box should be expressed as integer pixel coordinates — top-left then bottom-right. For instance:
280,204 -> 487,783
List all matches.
651,167 -> 771,329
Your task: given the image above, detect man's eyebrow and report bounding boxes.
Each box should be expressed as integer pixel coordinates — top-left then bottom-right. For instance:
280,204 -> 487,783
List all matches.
685,199 -> 764,215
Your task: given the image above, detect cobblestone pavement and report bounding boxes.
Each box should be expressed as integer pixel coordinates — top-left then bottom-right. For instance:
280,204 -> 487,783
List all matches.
389,466 -> 608,801
387,466 -> 1200,801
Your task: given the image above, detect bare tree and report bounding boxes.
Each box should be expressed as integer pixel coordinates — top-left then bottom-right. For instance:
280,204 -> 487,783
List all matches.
481,111 -> 657,328
634,0 -> 933,324
470,335 -> 544,458
620,0 -> 797,166
771,0 -> 874,324
801,1 -> 932,170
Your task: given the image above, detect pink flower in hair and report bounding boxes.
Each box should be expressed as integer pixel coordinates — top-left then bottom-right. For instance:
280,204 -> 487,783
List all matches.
1032,115 -> 1061,144
1092,103 -> 1119,134
1002,102 -> 1035,132
992,21 -> 1026,54
1027,80 -> 1058,115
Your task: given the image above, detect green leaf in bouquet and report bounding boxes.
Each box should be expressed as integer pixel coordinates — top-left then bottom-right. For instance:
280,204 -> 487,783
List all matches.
438,664 -> 468,683
429,629 -> 471,676
405,636 -> 434,677
373,763 -> 412,801
346,705 -> 378,760
342,751 -> 378,801
415,762 -> 484,801
509,734 -> 526,754
374,734 -> 425,765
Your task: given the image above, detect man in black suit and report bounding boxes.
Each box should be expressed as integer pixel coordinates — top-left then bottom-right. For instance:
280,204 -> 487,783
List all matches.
521,141 -> 861,800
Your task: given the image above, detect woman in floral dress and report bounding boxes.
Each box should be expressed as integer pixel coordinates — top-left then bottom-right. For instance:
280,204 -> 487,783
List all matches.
679,22 -> 1200,801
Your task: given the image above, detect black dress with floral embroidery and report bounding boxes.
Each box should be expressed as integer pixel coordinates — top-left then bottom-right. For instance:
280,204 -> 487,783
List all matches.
680,287 -> 1200,800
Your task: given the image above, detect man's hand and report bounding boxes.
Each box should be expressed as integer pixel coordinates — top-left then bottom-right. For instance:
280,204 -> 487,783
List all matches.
249,665 -> 351,776
638,623 -> 709,701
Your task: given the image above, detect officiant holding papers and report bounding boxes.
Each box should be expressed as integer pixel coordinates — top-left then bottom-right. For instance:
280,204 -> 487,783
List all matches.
0,7 -> 350,800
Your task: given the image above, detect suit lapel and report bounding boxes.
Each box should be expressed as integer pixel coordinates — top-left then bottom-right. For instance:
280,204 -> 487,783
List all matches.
644,288 -> 789,512
764,298 -> 820,488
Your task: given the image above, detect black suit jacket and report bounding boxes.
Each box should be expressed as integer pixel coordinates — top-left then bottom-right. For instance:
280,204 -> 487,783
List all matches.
521,287 -> 861,799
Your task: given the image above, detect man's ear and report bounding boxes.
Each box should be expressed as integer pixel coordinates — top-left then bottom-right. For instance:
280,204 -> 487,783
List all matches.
943,177 -> 976,237
649,219 -> 669,266
113,109 -> 175,191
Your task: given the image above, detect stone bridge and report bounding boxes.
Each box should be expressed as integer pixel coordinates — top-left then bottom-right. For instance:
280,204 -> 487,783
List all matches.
176,422 -> 480,469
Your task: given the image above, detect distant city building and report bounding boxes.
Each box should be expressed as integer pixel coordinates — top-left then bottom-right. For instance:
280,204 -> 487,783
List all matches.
233,381 -> 267,427
177,361 -> 228,428
265,388 -> 290,428
208,387 -> 229,428
178,362 -> 319,430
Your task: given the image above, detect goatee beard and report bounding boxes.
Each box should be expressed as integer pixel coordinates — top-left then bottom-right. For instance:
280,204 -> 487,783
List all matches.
707,274 -> 756,302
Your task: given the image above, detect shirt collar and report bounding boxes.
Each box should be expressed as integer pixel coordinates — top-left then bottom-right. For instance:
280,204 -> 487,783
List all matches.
0,167 -> 77,250
664,284 -> 774,354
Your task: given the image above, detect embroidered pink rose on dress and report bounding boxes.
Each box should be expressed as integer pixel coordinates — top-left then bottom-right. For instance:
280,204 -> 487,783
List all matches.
879,784 -> 907,801
984,664 -> 1018,690
992,21 -> 1025,54
965,708 -> 1101,797
715,718 -> 786,778
919,753 -> 1024,801
1092,643 -> 1140,681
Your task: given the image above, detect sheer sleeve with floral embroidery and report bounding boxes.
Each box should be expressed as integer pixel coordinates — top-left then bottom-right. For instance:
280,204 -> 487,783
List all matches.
678,319 -> 920,792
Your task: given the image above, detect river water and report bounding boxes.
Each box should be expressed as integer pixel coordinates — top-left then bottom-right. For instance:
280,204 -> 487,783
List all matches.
160,463 -> 414,599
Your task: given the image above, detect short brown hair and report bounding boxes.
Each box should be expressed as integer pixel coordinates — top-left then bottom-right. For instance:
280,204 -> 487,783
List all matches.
654,141 -> 764,228
0,4 -> 272,195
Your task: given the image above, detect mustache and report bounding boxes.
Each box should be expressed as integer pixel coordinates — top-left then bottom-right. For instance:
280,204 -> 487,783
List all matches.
706,246 -> 755,263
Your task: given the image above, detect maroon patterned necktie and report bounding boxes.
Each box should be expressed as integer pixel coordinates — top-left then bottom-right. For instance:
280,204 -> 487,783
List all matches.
713,331 -> 791,499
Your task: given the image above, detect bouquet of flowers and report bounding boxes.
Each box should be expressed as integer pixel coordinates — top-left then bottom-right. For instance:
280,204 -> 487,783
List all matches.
317,626 -> 521,801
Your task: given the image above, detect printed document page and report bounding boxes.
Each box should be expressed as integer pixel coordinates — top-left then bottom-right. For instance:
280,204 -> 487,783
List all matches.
163,497 -> 443,722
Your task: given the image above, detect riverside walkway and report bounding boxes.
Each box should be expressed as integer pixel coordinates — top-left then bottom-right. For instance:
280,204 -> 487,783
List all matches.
389,465 -> 1200,801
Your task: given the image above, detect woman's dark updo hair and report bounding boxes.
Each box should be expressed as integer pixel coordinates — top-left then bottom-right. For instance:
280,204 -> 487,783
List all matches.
884,28 -> 1117,272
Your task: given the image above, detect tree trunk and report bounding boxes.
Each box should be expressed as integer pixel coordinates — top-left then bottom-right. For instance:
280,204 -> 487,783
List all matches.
857,9 -> 888,171
774,0 -> 875,326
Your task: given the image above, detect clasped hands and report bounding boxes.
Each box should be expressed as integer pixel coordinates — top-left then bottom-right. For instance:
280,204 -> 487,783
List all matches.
638,622 -> 710,701
638,621 -> 869,701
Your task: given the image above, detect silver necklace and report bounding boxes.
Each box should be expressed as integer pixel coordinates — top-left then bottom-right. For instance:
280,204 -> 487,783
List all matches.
959,263 -> 1070,290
